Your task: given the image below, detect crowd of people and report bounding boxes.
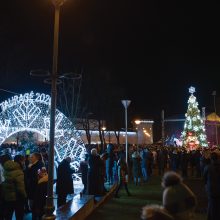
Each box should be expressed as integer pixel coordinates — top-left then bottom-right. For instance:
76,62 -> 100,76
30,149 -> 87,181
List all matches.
81,144 -> 220,220
0,143 -> 220,220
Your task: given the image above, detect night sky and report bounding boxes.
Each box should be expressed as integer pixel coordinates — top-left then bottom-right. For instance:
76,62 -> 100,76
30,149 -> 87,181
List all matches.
0,1 -> 220,140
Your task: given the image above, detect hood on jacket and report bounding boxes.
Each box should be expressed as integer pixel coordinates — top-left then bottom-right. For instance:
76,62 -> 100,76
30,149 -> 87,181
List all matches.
3,160 -> 21,171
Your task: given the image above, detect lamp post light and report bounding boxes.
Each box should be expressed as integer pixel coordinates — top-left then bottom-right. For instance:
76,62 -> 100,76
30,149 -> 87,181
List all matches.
43,1 -> 66,219
102,126 -> 106,147
121,100 -> 131,164
212,91 -> 218,146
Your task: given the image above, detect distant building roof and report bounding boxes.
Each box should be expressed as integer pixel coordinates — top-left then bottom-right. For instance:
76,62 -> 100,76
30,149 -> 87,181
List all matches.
206,112 -> 220,122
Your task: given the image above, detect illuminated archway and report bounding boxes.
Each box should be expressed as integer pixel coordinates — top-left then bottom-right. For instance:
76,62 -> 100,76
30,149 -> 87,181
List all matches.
0,92 -> 86,181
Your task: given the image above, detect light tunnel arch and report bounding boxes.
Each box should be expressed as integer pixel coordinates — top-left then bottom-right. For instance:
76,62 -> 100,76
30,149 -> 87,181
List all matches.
0,91 -> 86,182
2,127 -> 47,142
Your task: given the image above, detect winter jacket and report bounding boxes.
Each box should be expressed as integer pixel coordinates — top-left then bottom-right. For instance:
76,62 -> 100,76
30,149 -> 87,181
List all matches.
26,160 -> 44,199
2,160 -> 26,201
32,175 -> 48,218
56,159 -> 74,195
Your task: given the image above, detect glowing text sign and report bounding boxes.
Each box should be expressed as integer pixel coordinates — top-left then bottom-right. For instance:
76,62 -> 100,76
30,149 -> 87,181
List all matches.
0,92 -> 51,112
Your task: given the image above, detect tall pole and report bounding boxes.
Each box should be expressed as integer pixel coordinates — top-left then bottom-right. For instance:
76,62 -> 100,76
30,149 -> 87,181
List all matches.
161,110 -> 165,147
121,100 -> 131,164
43,1 -> 65,219
125,106 -> 128,161
212,91 -> 218,146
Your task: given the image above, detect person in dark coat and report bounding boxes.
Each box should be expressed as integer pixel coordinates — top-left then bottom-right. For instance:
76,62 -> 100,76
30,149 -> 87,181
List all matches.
56,157 -> 74,207
180,149 -> 189,178
79,154 -> 89,194
132,150 -> 142,185
26,152 -> 44,210
32,167 -> 48,220
203,152 -> 220,220
87,148 -> 103,196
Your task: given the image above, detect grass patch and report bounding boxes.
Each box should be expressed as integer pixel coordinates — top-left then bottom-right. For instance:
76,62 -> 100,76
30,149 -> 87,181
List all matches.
87,175 -> 207,220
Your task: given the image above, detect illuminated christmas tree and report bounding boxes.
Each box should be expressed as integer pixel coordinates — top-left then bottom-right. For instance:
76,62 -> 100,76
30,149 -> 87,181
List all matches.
181,86 -> 208,150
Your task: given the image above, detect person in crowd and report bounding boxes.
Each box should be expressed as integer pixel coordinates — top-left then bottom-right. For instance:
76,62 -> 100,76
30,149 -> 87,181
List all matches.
1,154 -> 27,220
87,148 -> 103,196
112,159 -> 118,183
203,152 -> 220,220
114,156 -> 131,198
32,167 -> 48,219
14,154 -> 30,213
147,149 -> 153,177
24,155 -> 30,171
106,144 -> 114,184
14,155 -> 25,170
195,149 -> 201,178
162,171 -> 197,220
170,149 -> 178,172
79,153 -> 89,194
131,149 -> 142,185
0,154 -> 8,220
56,156 -> 74,207
140,148 -> 148,182
189,150 -> 196,177
141,204 -> 174,220
100,152 -> 109,194
200,149 -> 211,175
151,148 -> 158,169
157,148 -> 166,176
180,149 -> 189,178
26,152 -> 45,210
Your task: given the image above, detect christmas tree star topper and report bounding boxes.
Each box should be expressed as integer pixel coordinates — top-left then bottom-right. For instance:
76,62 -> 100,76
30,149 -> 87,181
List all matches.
189,86 -> 195,94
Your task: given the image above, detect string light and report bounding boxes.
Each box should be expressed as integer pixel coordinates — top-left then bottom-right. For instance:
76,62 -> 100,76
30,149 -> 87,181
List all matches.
0,92 -> 86,181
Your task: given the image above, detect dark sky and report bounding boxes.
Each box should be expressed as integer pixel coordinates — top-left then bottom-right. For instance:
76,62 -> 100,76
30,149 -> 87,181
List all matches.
0,0 -> 220,138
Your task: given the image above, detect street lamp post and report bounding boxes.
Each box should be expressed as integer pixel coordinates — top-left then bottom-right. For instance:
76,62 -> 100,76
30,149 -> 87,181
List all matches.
161,110 -> 165,147
212,91 -> 218,146
121,100 -> 131,164
43,1 -> 66,219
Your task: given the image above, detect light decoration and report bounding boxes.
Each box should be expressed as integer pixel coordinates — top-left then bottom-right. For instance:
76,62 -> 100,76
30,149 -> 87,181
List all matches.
192,117 -> 197,121
181,87 -> 208,149
0,92 -> 86,182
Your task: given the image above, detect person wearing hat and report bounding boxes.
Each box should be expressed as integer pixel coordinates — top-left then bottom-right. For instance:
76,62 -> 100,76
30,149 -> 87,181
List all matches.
162,171 -> 197,220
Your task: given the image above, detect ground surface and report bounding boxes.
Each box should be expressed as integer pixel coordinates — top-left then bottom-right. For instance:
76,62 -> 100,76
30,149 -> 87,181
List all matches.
86,174 -> 207,220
